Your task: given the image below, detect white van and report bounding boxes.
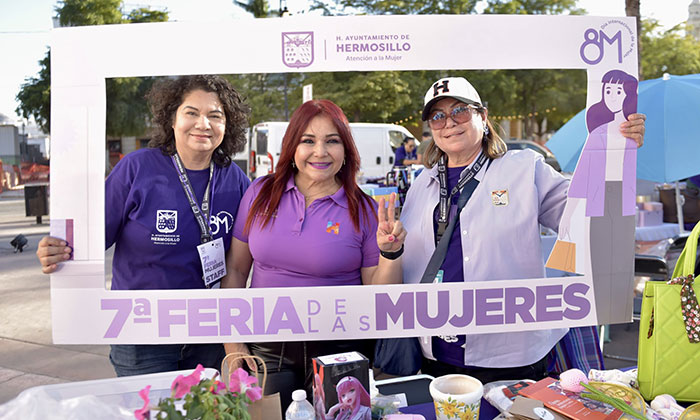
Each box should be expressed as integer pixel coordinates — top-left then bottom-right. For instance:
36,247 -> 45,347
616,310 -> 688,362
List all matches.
249,121 -> 415,181
231,128 -> 250,175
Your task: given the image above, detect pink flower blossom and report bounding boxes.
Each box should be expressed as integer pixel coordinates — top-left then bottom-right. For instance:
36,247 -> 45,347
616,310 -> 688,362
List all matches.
245,385 -> 263,402
211,380 -> 227,395
171,364 -> 205,398
228,368 -> 262,402
134,385 -> 151,420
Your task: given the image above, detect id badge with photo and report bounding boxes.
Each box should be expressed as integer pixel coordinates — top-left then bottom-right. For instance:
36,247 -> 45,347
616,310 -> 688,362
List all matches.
197,237 -> 227,288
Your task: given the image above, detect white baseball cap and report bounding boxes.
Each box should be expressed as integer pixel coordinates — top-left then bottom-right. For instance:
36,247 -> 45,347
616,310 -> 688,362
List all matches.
422,77 -> 483,121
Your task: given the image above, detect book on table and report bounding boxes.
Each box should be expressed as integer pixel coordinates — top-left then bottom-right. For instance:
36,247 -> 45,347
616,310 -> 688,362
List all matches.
520,377 -> 623,420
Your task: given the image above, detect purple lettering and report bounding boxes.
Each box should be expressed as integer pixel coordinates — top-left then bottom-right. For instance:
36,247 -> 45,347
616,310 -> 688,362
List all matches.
475,288 -> 504,326
101,298 -> 132,338
188,299 -> 217,336
536,285 -> 563,321
332,316 -> 346,332
335,299 -> 346,315
158,299 -> 186,337
307,316 -> 318,333
308,300 -> 320,316
505,287 -> 536,324
219,298 -> 252,336
375,292 -> 415,330
416,291 -> 449,328
266,297 -> 304,334
252,297 -> 265,335
563,283 -> 591,320
449,290 -> 474,327
359,315 -> 370,331
133,298 -> 150,316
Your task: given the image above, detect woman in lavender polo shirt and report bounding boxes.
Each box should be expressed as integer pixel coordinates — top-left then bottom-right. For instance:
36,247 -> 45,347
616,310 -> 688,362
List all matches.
398,76 -> 645,384
221,99 -> 405,409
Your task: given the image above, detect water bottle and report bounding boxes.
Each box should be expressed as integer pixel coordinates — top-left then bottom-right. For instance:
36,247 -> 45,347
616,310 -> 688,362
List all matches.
285,389 -> 315,420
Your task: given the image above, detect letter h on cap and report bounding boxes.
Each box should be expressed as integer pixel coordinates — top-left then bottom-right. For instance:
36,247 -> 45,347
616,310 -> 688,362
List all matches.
433,80 -> 450,97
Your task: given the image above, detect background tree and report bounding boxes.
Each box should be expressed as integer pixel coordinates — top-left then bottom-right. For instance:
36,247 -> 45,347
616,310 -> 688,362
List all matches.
334,0 -> 478,15
125,7 -> 168,23
302,71 -> 412,122
482,0 -> 582,15
234,0 -> 270,18
625,0 -> 642,79
640,20 -> 700,79
480,0 -> 585,139
57,0 -> 122,26
228,73 -> 303,124
16,54 -> 51,133
15,0 -> 168,136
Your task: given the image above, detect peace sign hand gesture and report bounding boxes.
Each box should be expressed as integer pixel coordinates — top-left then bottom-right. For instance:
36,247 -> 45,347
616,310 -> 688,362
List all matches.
376,193 -> 406,253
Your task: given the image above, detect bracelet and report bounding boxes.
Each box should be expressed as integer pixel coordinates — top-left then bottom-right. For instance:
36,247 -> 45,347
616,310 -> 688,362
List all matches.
380,244 -> 404,260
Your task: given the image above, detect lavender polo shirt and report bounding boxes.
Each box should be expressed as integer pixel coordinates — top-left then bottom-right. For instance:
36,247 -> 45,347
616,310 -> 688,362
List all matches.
401,149 -> 570,368
233,176 -> 380,288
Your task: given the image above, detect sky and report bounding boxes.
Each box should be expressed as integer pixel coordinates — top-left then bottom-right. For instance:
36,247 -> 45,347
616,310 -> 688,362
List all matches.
0,0 -> 693,126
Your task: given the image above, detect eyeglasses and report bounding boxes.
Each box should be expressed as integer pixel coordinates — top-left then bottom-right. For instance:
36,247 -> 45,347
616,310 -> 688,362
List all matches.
428,105 -> 482,130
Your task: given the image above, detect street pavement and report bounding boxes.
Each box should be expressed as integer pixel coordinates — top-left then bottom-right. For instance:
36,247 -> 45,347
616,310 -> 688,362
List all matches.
0,187 -> 114,405
0,185 -> 639,406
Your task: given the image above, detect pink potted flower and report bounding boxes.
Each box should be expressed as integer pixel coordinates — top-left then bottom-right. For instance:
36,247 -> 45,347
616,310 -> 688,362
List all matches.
135,364 -> 262,420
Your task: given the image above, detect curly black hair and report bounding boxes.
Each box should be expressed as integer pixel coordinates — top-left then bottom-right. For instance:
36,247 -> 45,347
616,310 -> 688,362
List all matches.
146,75 -> 250,167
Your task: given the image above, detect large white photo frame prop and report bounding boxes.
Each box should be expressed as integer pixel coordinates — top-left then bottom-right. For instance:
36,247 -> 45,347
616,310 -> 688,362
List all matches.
50,15 -> 638,344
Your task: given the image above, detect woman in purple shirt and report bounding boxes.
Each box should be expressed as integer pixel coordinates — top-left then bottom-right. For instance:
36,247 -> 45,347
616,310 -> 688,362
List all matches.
36,75 -> 251,376
221,99 -> 405,409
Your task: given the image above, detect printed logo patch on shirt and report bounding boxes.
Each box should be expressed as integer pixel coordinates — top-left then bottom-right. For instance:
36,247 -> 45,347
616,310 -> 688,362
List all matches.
156,210 -> 178,233
210,210 -> 234,235
491,190 -> 509,206
326,221 -> 340,234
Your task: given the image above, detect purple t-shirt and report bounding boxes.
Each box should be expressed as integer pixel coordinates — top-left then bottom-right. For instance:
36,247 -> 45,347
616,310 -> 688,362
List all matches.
233,176 -> 380,288
106,148 -> 250,290
394,145 -> 417,167
432,165 -> 468,366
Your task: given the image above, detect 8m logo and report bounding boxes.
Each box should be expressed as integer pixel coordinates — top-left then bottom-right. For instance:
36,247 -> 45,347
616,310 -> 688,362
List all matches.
580,28 -> 622,65
579,20 -> 636,66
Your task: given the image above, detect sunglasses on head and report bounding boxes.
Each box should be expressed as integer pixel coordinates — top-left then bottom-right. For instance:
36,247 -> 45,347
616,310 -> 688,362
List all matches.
428,104 -> 483,130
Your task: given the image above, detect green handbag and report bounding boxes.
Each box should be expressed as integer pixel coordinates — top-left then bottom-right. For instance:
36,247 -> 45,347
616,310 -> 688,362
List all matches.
638,221 -> 700,402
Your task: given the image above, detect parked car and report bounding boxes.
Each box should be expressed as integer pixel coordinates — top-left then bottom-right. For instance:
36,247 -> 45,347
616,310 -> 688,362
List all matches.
505,139 -> 562,172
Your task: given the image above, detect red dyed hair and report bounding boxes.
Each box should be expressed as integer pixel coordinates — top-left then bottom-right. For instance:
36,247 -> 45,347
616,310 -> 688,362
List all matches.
244,99 -> 375,233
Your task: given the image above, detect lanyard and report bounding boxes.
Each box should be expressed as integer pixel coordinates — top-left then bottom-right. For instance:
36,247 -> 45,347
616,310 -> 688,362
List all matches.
436,152 -> 488,235
171,154 -> 214,244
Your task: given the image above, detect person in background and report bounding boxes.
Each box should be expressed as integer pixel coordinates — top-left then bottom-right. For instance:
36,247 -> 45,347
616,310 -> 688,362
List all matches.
398,76 -> 645,384
416,130 -> 433,162
221,99 -> 405,410
394,136 -> 420,167
36,75 -> 251,376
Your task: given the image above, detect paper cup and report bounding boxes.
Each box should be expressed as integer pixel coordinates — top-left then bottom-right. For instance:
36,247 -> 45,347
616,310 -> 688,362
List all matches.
429,374 -> 483,420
